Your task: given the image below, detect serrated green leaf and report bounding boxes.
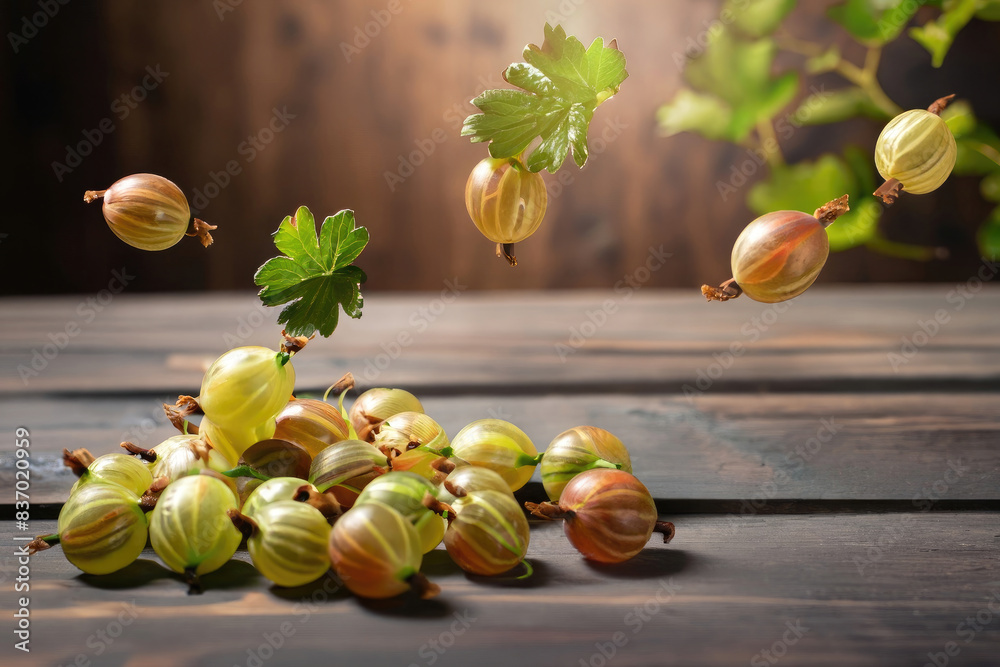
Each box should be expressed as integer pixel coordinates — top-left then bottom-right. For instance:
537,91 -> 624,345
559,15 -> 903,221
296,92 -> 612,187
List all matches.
748,151 -> 879,250
726,0 -> 796,37
682,28 -> 798,142
254,207 -> 369,338
656,89 -> 735,141
828,0 -> 923,45
462,23 -> 628,172
909,0 -> 977,66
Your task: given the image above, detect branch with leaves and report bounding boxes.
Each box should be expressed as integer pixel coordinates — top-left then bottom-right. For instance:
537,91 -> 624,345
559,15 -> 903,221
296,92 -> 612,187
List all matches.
657,0 -> 1000,261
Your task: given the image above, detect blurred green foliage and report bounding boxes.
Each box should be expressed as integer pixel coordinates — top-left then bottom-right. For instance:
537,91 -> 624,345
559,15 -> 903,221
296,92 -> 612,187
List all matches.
657,0 -> 1000,260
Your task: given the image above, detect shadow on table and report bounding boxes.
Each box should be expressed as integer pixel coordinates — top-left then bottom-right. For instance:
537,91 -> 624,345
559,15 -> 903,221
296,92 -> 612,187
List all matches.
194,559 -> 262,591
78,558 -> 265,597
268,570 -> 351,603
77,558 -> 174,589
583,548 -> 691,579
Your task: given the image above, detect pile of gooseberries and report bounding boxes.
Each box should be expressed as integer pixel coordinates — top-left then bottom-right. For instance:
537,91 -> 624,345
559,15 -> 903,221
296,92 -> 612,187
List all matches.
31,337 -> 675,597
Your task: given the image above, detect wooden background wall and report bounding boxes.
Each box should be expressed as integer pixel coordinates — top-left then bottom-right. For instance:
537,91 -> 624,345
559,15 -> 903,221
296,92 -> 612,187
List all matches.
2,0 -> 998,295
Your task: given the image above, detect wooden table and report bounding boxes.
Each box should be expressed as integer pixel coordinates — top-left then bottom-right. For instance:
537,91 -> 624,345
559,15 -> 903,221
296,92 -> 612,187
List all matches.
2,287 -> 999,666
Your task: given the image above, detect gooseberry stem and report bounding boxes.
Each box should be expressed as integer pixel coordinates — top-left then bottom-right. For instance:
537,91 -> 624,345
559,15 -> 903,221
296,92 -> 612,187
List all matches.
873,177 -> 902,205
927,94 -> 956,116
294,485 -> 343,520
813,194 -> 850,228
186,219 -> 217,247
524,500 -> 571,521
701,278 -> 743,303
62,448 -> 96,476
82,189 -> 106,203
497,243 -> 518,267
227,509 -> 259,540
430,457 -> 456,482
163,395 -> 202,434
121,441 -> 157,463
139,476 -> 169,512
183,568 -> 203,595
654,521 -> 676,544
27,534 -> 60,554
280,330 -> 311,360
514,452 -> 544,468
422,492 -> 457,526
322,372 -> 355,403
406,572 -> 441,599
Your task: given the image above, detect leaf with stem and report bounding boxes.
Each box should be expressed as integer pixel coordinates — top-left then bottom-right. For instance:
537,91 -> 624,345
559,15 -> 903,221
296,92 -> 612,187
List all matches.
254,207 -> 368,338
462,23 -> 628,173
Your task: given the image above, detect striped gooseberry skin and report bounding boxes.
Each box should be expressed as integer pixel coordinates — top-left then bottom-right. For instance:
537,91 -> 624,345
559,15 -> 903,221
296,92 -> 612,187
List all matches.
354,472 -> 445,553
149,474 -> 242,576
349,388 -> 425,442
556,469 -> 660,564
274,398 -> 351,457
328,503 -> 424,599
437,466 -> 514,505
374,412 -> 450,480
70,452 -> 153,498
540,426 -> 632,502
245,501 -> 332,588
875,109 -> 956,195
57,483 -> 148,575
241,477 -> 320,518
201,417 -> 276,464
450,419 -> 539,492
308,439 -> 388,495
444,489 -> 530,576
99,174 -> 191,251
199,346 -> 295,432
731,210 -> 829,303
148,435 -> 238,497
465,157 -> 547,244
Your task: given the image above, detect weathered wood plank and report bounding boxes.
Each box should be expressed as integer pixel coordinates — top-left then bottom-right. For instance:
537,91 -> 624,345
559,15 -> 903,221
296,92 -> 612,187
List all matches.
4,514 -> 999,666
4,392 -> 998,506
2,287 -> 999,395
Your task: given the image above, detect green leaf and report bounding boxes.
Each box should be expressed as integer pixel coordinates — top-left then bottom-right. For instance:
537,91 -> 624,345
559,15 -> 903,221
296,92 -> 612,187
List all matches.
656,89 -> 735,141
828,0 -> 924,45
941,100 -> 1000,174
909,0 -> 977,66
941,99 -> 977,138
254,207 -> 369,338
791,86 -> 889,125
462,23 -> 628,173
726,0 -> 796,37
747,150 -> 879,251
681,28 -> 799,142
